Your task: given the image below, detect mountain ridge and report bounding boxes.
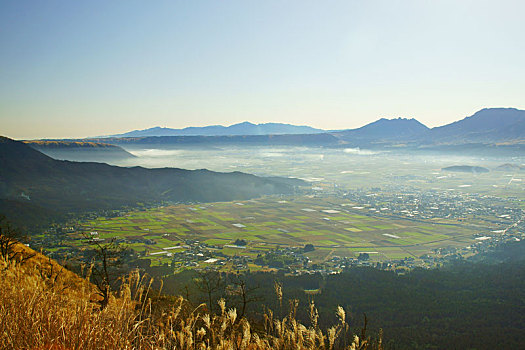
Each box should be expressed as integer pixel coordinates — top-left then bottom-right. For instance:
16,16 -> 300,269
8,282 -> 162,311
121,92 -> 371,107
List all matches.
24,140 -> 136,163
0,137 -> 305,229
27,108 -> 525,153
110,121 -> 325,137
424,108 -> 525,143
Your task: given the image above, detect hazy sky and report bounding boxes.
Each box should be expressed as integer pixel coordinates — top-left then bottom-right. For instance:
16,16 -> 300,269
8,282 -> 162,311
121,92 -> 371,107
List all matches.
1,0 -> 524,139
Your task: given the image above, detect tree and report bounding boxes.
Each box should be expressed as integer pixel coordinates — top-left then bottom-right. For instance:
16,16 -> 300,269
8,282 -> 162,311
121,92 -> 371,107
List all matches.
304,243 -> 315,252
0,215 -> 34,265
84,235 -> 128,310
193,269 -> 222,313
358,252 -> 370,261
36,255 -> 66,289
233,238 -> 247,246
227,273 -> 262,319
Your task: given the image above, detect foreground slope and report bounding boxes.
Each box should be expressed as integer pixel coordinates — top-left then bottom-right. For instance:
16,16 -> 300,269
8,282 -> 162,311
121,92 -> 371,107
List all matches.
0,137 -> 304,228
0,241 -> 381,350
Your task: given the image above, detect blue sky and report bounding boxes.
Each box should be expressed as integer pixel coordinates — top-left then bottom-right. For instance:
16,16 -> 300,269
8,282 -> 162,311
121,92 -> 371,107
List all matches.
1,0 -> 524,139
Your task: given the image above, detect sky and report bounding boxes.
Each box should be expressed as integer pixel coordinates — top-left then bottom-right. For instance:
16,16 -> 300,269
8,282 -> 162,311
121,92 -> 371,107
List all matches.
1,0 -> 524,139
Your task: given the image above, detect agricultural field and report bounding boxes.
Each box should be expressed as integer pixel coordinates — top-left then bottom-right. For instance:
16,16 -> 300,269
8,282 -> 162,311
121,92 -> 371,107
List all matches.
72,195 -> 489,267
60,147 -> 525,270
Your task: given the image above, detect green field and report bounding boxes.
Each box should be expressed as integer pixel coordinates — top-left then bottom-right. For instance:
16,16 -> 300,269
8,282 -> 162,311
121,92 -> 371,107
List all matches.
74,196 -> 484,264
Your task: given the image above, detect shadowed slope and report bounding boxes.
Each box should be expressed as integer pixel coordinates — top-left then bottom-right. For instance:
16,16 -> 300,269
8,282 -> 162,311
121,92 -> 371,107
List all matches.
0,137 -> 305,228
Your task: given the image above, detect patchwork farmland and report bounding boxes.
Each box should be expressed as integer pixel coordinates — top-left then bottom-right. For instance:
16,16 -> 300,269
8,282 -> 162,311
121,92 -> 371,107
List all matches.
74,196 -> 483,268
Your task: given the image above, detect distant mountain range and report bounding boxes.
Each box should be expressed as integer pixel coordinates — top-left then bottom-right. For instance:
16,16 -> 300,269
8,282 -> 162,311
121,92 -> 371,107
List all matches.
110,122 -> 325,137
106,108 -> 525,144
26,108 -> 525,157
0,137 -> 305,229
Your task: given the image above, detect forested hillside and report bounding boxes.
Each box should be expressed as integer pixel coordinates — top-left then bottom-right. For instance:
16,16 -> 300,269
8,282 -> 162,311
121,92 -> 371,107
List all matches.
155,243 -> 525,350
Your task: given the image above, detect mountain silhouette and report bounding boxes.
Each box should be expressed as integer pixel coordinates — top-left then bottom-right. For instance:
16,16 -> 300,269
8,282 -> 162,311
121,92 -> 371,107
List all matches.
427,108 -> 525,143
335,117 -> 429,141
111,122 -> 324,137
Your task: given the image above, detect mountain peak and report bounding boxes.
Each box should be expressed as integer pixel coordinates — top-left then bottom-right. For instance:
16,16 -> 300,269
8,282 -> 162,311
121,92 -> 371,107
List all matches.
233,121 -> 256,127
430,108 -> 525,142
362,117 -> 429,131
375,117 -> 422,123
476,107 -> 520,113
464,107 -> 524,123
335,117 -> 428,141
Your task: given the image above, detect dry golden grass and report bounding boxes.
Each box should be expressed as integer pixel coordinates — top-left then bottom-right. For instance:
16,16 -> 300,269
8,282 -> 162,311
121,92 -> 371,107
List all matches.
0,243 -> 382,350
